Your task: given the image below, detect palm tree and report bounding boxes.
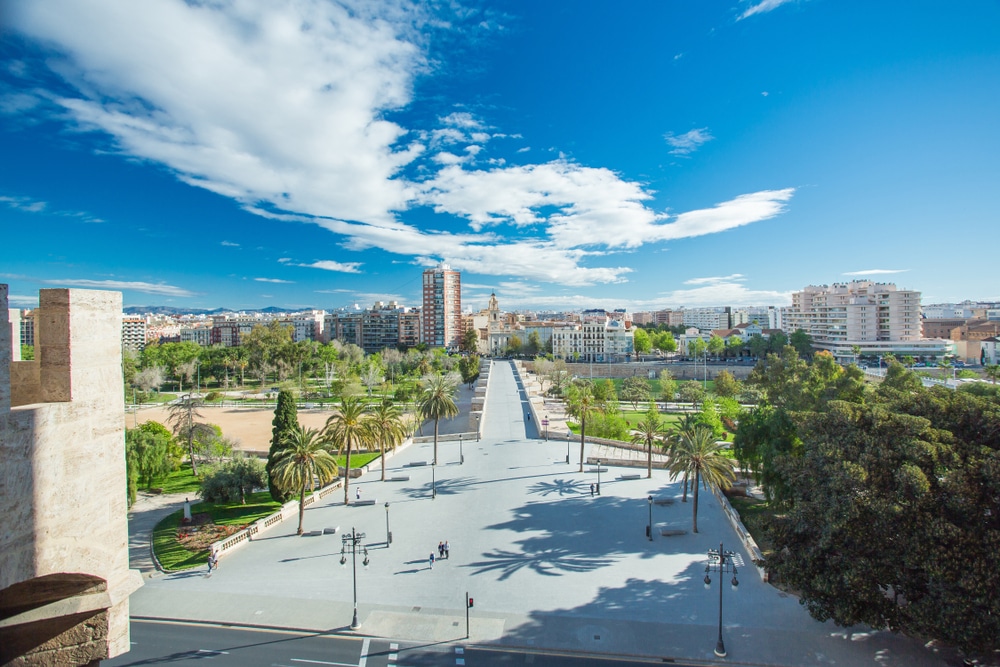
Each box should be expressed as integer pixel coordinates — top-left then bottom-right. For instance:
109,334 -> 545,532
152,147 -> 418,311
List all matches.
565,380 -> 602,472
985,364 -> 1000,385
367,398 -> 409,481
166,394 -> 214,476
668,425 -> 735,533
631,402 -> 668,479
324,396 -> 372,505
416,373 -> 459,465
851,345 -> 862,366
663,413 -> 700,501
272,425 -> 339,535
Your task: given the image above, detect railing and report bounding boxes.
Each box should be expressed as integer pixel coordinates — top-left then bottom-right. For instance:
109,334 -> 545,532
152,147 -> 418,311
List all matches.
711,484 -> 768,582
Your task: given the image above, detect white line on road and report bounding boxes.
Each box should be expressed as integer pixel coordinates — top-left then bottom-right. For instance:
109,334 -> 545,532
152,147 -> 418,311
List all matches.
197,649 -> 229,655
358,638 -> 370,667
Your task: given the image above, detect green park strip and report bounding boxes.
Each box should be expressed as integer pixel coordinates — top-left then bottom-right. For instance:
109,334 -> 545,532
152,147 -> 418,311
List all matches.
334,452 -> 380,468
152,491 -> 281,571
154,463 -> 202,495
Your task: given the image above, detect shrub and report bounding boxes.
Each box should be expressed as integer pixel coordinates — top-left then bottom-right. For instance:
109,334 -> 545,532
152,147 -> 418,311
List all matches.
200,456 -> 267,505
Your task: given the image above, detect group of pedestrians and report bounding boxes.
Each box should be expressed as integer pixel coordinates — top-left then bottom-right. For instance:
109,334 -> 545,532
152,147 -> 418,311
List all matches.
429,540 -> 450,568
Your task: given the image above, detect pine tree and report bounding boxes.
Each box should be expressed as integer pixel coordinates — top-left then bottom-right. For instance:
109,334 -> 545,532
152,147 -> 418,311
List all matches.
267,390 -> 297,503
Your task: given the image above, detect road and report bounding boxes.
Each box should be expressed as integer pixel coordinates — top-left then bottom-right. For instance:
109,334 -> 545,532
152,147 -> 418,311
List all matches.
107,620 -> 703,666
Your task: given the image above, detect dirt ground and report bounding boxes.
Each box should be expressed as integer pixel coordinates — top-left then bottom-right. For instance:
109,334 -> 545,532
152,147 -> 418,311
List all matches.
127,405 -> 335,453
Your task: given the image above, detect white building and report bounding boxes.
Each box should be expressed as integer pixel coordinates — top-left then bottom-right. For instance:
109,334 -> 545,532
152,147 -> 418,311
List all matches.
121,315 -> 147,352
784,281 -> 949,361
683,307 -> 731,332
180,326 -> 213,347
551,310 -> 634,362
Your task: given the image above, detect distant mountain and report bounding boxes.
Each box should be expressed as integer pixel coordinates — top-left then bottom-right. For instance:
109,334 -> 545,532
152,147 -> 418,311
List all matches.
123,305 -> 302,316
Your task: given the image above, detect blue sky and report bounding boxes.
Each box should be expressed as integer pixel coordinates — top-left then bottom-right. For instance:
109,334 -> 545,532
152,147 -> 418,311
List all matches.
2,0 -> 999,313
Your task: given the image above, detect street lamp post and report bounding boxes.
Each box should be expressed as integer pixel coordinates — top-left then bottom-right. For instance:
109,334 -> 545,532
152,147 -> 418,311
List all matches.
704,542 -> 739,657
340,527 -> 369,630
544,414 -> 548,441
475,414 -> 481,442
384,502 -> 391,546
596,459 -> 602,495
566,432 -> 571,464
460,434 -> 464,464
647,495 -> 653,541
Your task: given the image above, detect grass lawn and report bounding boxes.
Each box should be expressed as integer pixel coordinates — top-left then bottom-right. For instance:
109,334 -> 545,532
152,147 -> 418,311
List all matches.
152,491 -> 281,571
607,377 -> 716,398
152,463 -> 202,495
335,452 -> 381,468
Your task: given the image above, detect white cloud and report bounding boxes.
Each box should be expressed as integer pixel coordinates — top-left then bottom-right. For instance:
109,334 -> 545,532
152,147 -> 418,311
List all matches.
8,0 -> 429,225
684,274 -> 746,286
220,240 -> 240,247
301,260 -> 363,274
440,112 -> 484,130
254,277 -> 294,284
41,279 -> 194,297
842,269 -> 909,276
0,194 -> 103,222
656,281 -> 792,308
7,294 -> 39,307
664,128 -> 713,155
739,0 -> 798,20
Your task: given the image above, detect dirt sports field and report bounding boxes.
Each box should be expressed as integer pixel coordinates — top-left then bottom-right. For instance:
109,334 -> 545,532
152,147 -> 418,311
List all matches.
128,405 -> 335,453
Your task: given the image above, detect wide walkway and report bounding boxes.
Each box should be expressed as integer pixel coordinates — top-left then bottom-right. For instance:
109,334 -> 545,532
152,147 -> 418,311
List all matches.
128,361 -> 951,666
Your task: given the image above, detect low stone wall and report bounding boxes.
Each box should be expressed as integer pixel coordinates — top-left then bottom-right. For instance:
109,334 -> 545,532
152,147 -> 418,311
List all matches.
711,484 -> 768,582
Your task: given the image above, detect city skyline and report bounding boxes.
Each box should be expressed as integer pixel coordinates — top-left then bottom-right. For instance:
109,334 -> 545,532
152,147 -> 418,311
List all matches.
3,1 -> 1000,312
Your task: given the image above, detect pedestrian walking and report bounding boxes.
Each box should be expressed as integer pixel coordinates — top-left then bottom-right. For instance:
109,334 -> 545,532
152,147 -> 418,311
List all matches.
356,487 -> 361,501
438,541 -> 444,558
207,551 -> 217,575
429,553 -> 435,569
590,483 -> 595,496
444,540 -> 450,559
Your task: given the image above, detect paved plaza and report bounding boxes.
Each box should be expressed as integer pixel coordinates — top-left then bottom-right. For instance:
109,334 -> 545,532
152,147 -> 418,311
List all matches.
129,361 -> 953,666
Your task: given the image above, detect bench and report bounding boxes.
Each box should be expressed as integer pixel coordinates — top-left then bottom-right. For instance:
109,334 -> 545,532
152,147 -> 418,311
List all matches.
388,475 -> 410,482
323,527 -> 340,535
302,530 -> 323,537
617,473 -> 641,481
352,499 -> 377,507
660,528 -> 687,537
406,461 -> 429,467
653,498 -> 675,506
587,467 -> 609,473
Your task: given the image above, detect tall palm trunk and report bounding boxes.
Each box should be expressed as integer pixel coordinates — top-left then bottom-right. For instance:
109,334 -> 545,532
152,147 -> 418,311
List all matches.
647,440 -> 652,479
433,419 -> 439,465
692,470 -> 700,533
578,416 -> 586,472
297,479 -> 307,535
343,436 -> 353,505
682,473 -> 688,502
380,435 -> 387,481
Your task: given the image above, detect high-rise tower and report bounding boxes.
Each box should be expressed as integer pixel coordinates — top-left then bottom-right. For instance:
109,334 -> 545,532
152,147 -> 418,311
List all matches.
421,263 -> 461,349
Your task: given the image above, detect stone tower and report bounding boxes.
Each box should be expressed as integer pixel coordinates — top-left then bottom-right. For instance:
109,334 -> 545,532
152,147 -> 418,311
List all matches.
0,285 -> 142,665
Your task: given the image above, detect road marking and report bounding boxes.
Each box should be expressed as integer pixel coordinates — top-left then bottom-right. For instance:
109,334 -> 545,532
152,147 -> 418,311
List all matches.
389,643 -> 398,650
358,638 -> 370,667
197,649 -> 229,655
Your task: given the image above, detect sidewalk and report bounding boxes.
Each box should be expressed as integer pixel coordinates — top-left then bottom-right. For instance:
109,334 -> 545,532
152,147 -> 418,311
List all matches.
127,491 -> 192,574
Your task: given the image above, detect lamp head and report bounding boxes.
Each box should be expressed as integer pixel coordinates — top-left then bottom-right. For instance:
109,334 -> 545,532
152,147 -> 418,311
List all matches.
704,574 -> 712,589
731,576 -> 740,590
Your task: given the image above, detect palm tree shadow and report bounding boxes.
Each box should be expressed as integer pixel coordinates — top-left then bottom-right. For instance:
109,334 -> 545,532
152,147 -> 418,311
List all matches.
399,476 -> 478,499
464,547 -> 616,580
528,478 -> 587,497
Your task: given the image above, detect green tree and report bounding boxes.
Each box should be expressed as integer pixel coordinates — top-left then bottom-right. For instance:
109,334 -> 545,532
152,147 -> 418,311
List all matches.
565,380 -> 603,472
620,376 -> 651,410
167,395 -> 214,476
851,344 -> 862,366
984,364 -> 1000,385
367,398 -> 409,481
667,425 -> 735,533
242,320 -> 293,389
707,335 -> 725,360
631,402 -> 668,478
748,333 -> 768,359
632,328 -> 652,354
125,426 -> 175,490
325,396 -> 373,505
790,329 -> 814,359
677,380 -> 705,407
658,369 -> 677,401
267,390 -> 297,503
458,355 -> 481,388
713,370 -> 740,398
416,373 -> 459,465
200,455 -> 267,505
20,344 -> 34,360
767,330 -> 788,353
461,327 -> 479,354
654,331 -> 677,353
725,336 -> 744,359
696,398 -> 726,439
507,335 -> 523,356
272,425 -> 339,534
687,337 -> 707,360
526,331 -> 542,356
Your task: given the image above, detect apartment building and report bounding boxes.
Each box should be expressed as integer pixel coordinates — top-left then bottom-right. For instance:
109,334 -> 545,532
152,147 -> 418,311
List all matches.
19,309 -> 35,347
325,303 -> 421,352
683,307 -> 731,332
121,315 -> 147,351
551,309 -> 634,362
421,263 -> 462,349
785,281 -> 948,360
180,326 -> 213,347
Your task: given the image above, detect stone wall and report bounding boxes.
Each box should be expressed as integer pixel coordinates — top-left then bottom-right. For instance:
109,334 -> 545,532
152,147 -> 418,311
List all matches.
0,286 -> 142,665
